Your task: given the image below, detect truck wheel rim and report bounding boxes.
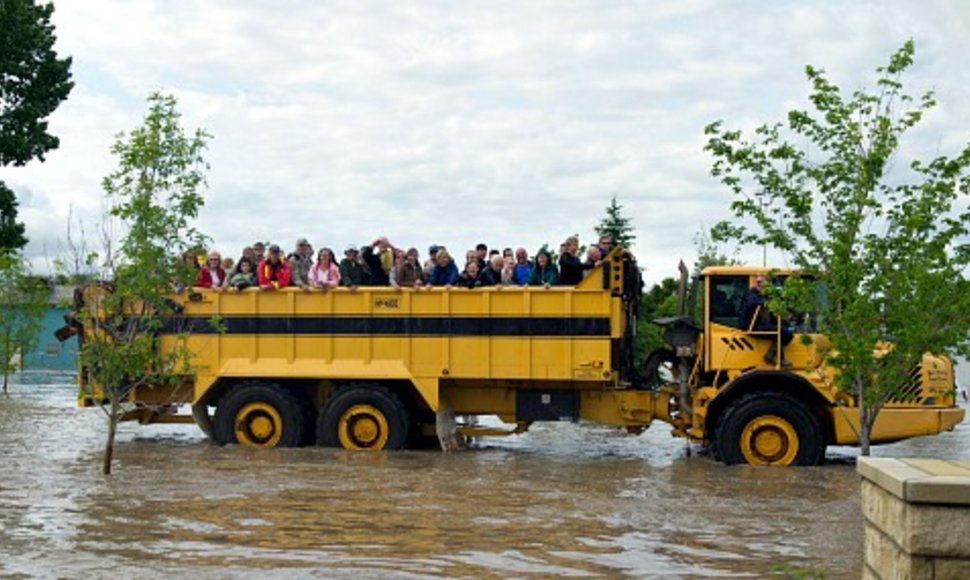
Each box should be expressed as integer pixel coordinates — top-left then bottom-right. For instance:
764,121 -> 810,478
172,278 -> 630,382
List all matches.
338,404 -> 389,450
740,415 -> 799,465
235,402 -> 283,448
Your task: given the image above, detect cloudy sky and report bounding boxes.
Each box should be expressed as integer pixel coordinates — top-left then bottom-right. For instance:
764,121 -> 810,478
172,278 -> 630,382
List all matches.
5,0 -> 970,285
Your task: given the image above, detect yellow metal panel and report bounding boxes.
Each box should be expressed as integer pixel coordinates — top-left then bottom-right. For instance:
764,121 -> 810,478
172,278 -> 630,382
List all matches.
572,291 -> 609,314
831,406 -> 966,444
449,337 -> 490,377
409,289 -> 445,315
409,337 -> 444,377
216,356 -> 412,382
580,390 -> 656,426
707,323 -> 833,375
491,290 -> 529,315
489,338 -> 529,377
448,290 -> 489,315
530,290 -> 568,315
444,386 -> 515,415
530,339 -> 569,379
145,284 -> 621,414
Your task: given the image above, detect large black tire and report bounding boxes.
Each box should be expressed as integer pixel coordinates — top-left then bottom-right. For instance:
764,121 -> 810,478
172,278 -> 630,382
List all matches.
214,382 -> 306,448
715,392 -> 825,466
641,348 -> 677,390
408,408 -> 441,450
318,384 -> 410,450
191,403 -> 215,442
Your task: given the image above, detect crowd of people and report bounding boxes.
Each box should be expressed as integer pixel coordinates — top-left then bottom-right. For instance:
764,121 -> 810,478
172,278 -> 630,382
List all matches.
190,235 -> 616,292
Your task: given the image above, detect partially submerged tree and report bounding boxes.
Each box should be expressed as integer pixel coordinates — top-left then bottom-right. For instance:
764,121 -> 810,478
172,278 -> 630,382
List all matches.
704,41 -> 970,455
0,252 -> 47,394
77,92 -> 210,474
595,195 -> 637,248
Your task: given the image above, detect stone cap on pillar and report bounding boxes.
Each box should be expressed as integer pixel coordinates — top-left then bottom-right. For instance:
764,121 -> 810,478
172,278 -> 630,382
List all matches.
858,457 -> 970,505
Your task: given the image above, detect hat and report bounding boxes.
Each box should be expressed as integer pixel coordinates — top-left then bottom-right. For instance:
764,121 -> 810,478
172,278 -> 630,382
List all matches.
296,237 -> 309,246
345,244 -> 358,254
429,244 -> 440,254
268,244 -> 281,254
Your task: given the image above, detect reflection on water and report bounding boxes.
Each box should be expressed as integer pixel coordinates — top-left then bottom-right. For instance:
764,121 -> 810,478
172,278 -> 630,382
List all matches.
2,371 -> 968,578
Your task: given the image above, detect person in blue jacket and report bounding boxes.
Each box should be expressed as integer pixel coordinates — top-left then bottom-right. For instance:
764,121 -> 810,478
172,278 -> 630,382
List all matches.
428,249 -> 459,287
511,247 -> 533,286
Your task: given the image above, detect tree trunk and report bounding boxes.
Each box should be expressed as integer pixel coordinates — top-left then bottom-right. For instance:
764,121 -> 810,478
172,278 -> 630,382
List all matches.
103,401 -> 118,475
2,371 -> 7,396
859,403 -> 871,457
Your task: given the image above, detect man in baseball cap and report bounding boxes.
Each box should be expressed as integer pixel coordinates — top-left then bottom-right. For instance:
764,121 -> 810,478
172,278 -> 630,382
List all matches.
339,245 -> 362,289
258,244 -> 291,290
289,238 -> 313,289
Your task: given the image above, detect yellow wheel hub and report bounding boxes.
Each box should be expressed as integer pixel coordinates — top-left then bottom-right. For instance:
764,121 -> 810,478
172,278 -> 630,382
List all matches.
338,404 -> 389,450
234,402 -> 284,448
740,415 -> 799,466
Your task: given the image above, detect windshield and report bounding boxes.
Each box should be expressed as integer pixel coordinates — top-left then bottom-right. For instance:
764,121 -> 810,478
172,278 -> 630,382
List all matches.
705,274 -> 828,333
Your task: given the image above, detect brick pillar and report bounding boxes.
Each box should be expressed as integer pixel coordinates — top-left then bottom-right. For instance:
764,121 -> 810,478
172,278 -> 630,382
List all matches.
858,457 -> 970,579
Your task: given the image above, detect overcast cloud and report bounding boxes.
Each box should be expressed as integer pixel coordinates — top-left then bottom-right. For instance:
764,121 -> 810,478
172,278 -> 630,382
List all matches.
3,0 -> 970,285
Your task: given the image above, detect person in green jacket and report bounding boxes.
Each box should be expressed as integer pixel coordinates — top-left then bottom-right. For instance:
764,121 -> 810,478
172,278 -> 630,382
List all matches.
528,249 -> 558,288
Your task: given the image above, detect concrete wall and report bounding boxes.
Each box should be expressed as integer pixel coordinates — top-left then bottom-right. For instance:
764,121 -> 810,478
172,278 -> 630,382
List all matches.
858,457 -> 970,579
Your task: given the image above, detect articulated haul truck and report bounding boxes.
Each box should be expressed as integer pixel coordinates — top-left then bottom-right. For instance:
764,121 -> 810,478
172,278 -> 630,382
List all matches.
66,250 -> 963,465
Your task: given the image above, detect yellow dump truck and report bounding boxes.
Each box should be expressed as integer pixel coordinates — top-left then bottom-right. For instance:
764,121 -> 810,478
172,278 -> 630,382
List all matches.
69,251 -> 964,465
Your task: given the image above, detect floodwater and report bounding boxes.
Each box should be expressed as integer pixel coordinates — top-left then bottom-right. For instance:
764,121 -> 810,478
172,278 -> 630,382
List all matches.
2,372 -> 969,578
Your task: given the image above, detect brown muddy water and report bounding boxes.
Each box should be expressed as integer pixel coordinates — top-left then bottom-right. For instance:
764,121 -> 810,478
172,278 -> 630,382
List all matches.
2,371 -> 969,578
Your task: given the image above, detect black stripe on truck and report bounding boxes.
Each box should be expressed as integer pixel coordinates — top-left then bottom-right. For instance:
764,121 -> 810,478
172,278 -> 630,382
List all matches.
162,316 -> 611,337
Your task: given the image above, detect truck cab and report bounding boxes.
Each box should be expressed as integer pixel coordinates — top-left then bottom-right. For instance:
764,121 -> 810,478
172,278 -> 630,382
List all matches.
653,266 -> 964,465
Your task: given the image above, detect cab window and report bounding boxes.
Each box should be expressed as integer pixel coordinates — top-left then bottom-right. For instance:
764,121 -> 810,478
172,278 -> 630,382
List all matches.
708,276 -> 750,328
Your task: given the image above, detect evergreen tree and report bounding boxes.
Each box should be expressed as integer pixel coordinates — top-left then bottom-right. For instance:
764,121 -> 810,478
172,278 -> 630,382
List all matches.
594,195 -> 636,248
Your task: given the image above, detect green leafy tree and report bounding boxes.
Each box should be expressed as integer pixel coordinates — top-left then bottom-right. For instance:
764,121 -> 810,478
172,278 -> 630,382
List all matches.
0,1 -> 74,391
1,0 -> 74,167
595,195 -> 636,248
704,41 -> 970,455
0,182 -> 27,251
78,92 -> 210,474
693,226 -> 741,274
636,277 -> 678,359
0,253 -> 47,394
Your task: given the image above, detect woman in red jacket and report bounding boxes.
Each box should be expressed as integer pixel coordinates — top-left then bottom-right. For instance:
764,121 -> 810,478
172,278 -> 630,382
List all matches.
258,244 -> 292,290
195,251 -> 227,289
